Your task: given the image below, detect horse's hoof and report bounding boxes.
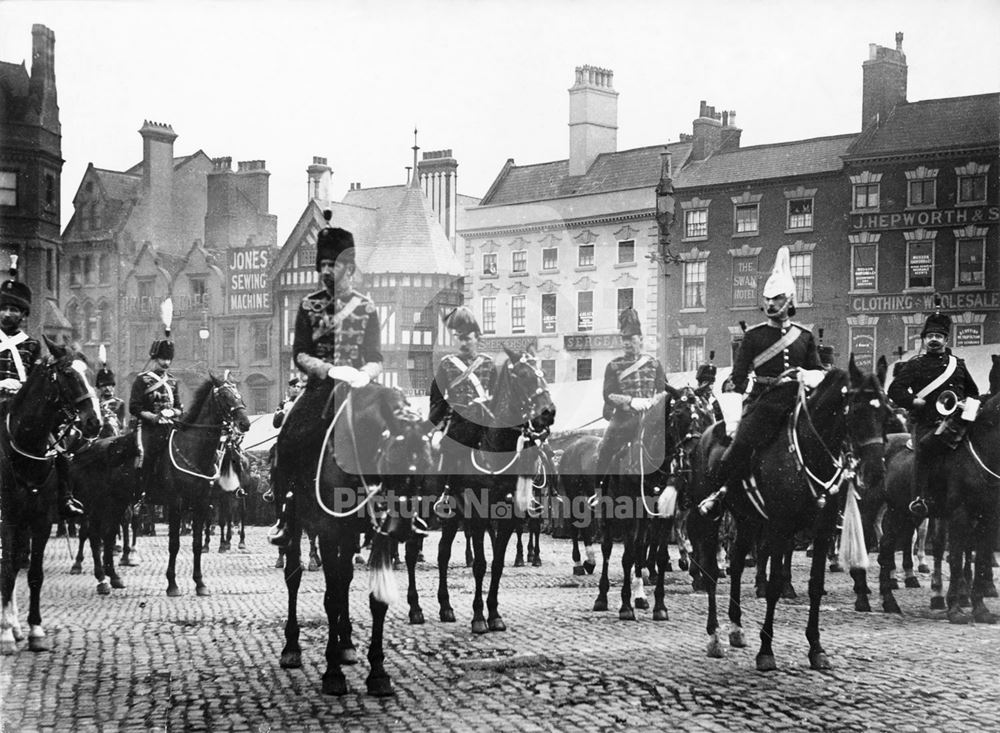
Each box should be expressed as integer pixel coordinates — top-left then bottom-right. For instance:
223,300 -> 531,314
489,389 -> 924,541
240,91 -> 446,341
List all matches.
96,581 -> 110,596
513,556 -> 524,568
706,637 -> 724,659
307,559 -> 319,572
930,596 -> 946,610
756,654 -> 777,672
855,596 -> 871,613
238,542 -> 246,550
652,608 -> 669,621
781,583 -> 797,600
0,640 -> 16,656
321,674 -> 348,696
678,557 -> 689,572
440,608 -> 456,623
218,545 -> 228,554
409,609 -> 425,625
471,619 -> 489,634
917,563 -> 930,574
984,582 -> 999,599
11,626 -> 25,642
488,617 -> 506,632
809,651 -> 832,671
354,554 -> 365,565
593,597 -> 608,612
335,647 -> 358,665
280,651 -> 302,669
663,561 -> 673,573
110,577 -> 125,590
887,578 -> 899,590
573,566 -> 586,576
69,563 -> 82,575
166,586 -> 181,597
531,556 -> 542,567
755,585 -> 766,599
973,607 -> 999,624
904,577 -> 921,589
583,560 -> 596,575
366,675 -> 395,698
958,595 -> 972,608
195,586 -> 211,597
729,628 -> 747,647
829,563 -> 843,573
948,607 -> 972,625
27,636 -> 49,653
882,595 -> 902,615
274,558 -> 285,569
634,597 -> 649,611
120,558 -> 139,567
618,607 -> 635,621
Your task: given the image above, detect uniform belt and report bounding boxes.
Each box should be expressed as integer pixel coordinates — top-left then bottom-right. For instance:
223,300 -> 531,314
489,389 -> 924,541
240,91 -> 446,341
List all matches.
755,376 -> 783,385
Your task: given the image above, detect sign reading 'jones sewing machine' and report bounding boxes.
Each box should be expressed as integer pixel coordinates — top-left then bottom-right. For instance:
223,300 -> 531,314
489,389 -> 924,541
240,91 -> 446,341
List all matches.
228,247 -> 271,313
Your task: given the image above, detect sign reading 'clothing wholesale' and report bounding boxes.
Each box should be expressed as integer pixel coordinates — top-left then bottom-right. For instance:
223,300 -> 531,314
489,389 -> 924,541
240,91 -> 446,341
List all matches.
850,290 -> 1000,313
228,247 -> 271,313
850,205 -> 999,231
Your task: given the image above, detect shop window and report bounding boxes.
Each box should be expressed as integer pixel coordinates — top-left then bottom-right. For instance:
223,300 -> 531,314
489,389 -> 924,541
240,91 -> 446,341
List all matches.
576,358 -> 592,381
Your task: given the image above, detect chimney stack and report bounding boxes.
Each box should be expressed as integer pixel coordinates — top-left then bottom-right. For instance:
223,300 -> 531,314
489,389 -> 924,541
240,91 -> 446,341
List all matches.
307,156 -> 332,207
568,65 -> 618,176
418,149 -> 459,249
862,32 -> 907,129
236,160 -> 270,214
138,120 -> 177,243
689,101 -> 732,160
30,24 -> 58,130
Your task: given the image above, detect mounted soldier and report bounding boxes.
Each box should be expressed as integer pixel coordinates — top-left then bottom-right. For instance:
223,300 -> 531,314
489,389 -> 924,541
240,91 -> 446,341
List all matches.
702,246 -> 824,504
594,307 -> 671,490
428,305 -> 497,500
1,255 -> 83,517
96,343 -> 126,435
886,303 -> 980,518
268,211 -> 383,546
694,351 -> 724,422
272,375 -> 305,430
128,298 -> 184,498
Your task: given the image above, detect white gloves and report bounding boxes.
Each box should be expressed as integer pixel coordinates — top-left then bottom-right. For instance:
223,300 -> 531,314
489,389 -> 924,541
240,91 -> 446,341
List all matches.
630,397 -> 653,412
348,370 -> 371,389
799,369 -> 825,390
327,365 -> 372,388
0,378 -> 21,393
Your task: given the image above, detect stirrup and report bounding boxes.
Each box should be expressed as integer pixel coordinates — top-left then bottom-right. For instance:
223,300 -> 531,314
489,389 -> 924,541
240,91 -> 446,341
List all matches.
267,521 -> 290,547
60,498 -> 86,519
698,487 -> 727,516
908,497 -> 929,519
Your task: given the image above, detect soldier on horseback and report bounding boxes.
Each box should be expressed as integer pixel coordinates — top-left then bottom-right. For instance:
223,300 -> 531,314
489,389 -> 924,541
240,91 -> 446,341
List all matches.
886,305 -> 980,519
702,246 -> 824,504
594,307 -> 670,490
694,352 -> 724,422
96,344 -> 126,435
428,306 -> 497,501
2,256 -> 85,518
268,211 -> 383,546
128,299 -> 183,497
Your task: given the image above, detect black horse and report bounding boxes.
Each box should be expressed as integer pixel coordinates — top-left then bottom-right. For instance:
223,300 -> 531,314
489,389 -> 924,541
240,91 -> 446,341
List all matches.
1,338 -> 102,654
275,381 -> 431,696
553,433 -> 601,576
687,359 -> 888,671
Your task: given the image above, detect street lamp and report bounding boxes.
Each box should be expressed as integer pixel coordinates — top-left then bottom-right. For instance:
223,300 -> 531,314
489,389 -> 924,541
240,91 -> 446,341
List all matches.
198,310 -> 210,373
649,149 -> 681,268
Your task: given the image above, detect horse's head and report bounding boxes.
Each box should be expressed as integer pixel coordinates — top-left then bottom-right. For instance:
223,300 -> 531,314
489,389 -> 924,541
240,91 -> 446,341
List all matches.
43,336 -> 102,439
208,371 -> 251,433
500,346 -> 556,435
378,397 -> 435,482
843,354 -> 890,493
670,386 -> 713,451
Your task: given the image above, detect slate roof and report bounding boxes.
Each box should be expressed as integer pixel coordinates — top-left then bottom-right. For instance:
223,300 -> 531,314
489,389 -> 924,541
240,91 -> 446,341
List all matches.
674,134 -> 858,189
846,93 -> 1000,158
342,185 -> 408,212
480,142 -> 692,206
93,167 -> 141,201
124,153 -> 204,176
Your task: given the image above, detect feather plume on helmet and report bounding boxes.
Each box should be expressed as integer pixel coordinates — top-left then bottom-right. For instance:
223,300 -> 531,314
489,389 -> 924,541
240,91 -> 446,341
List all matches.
696,350 -> 717,384
96,343 -> 116,387
149,297 -> 175,361
921,293 -> 951,338
762,246 -> 797,317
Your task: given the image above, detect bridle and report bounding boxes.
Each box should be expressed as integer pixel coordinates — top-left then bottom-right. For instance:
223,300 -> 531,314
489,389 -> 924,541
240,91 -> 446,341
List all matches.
167,380 -> 248,482
504,352 -> 552,442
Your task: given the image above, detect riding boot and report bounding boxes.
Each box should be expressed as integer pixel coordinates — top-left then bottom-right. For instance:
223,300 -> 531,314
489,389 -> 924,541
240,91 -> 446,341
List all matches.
268,490 -> 295,547
55,455 -> 85,519
909,428 -> 935,519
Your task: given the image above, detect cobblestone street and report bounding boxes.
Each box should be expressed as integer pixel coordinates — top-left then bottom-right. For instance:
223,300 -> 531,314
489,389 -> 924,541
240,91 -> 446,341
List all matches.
1,525 -> 998,732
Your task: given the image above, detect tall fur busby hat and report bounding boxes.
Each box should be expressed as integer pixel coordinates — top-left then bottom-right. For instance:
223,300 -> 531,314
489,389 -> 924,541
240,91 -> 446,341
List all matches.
0,255 -> 32,315
445,305 -> 481,336
149,298 -> 175,361
696,350 -> 717,384
315,210 -> 355,270
95,343 -> 116,387
921,294 -> 951,337
618,307 -> 642,338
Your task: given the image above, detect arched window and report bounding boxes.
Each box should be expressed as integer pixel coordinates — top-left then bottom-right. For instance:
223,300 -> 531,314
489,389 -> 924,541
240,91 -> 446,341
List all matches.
83,300 -> 98,344
90,202 -> 101,230
245,374 -> 271,415
97,300 -> 111,343
70,256 -> 82,286
66,300 -> 81,343
98,254 -> 111,284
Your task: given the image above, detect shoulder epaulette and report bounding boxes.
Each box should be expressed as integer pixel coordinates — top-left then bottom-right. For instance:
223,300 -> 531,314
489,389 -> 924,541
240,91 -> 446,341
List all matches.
789,321 -> 811,332
745,322 -> 768,332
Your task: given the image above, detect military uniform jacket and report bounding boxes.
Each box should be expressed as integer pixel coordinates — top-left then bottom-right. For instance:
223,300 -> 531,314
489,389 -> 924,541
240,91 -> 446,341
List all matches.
602,353 -> 667,421
101,396 -> 127,430
887,350 -> 979,428
429,352 -> 497,428
0,328 -> 41,384
293,288 -> 382,375
731,321 -> 822,399
129,370 -> 183,420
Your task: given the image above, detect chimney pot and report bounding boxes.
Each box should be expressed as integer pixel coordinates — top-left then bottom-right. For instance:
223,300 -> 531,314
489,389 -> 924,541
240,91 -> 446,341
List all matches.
895,31 -> 903,51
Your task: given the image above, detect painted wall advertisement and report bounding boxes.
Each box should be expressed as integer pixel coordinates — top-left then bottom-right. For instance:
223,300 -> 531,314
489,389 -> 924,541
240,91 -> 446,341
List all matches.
731,256 -> 758,308
228,247 -> 271,313
850,326 -> 875,372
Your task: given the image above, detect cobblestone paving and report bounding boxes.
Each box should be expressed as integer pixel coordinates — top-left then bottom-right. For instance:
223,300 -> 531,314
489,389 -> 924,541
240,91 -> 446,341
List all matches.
1,526 -> 998,732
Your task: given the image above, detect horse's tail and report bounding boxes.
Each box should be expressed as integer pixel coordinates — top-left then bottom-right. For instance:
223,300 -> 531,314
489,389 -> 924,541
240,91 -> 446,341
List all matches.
515,475 -> 533,514
218,452 -> 240,493
368,532 -> 399,606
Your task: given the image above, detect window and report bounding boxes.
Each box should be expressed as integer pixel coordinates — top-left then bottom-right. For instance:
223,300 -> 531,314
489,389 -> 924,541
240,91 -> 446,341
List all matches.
90,202 -> 101,230
67,302 -> 81,342
578,244 -> 594,267
789,253 -> 813,305
853,184 -> 879,210
83,301 -> 97,343
252,322 -> 269,361
137,278 -> 154,305
541,293 -> 556,333
542,247 -> 558,270
98,301 -> 111,343
540,359 -> 556,384
906,241 -> 934,290
907,180 -> 936,208
189,277 -> 208,307
681,337 -> 705,372
684,209 -> 707,238
70,256 -> 82,287
45,249 -> 55,292
512,250 -> 527,274
221,326 -> 237,363
787,199 -> 813,230
83,255 -> 96,285
617,240 -> 635,264
250,383 -> 269,415
511,295 -> 526,334
98,254 -> 111,285
0,171 -> 16,207
617,288 -> 633,312
45,174 -> 55,207
576,358 -> 592,381
481,297 -> 496,334
482,253 -> 498,277
904,324 -> 923,352
957,173 -> 987,204
734,204 -> 758,234
577,291 -> 593,331
956,239 -> 985,289
682,260 -> 706,309
851,244 -> 878,292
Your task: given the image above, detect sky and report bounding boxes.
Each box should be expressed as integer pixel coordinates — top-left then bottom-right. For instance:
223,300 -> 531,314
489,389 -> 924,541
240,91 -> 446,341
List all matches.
2,0 -> 999,246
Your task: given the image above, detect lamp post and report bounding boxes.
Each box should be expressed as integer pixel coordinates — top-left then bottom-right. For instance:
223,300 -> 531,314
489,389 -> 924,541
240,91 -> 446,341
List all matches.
198,310 -> 210,374
649,149 -> 681,268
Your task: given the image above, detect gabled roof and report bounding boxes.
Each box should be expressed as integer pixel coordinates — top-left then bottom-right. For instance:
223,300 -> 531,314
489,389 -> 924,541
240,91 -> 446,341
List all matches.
342,185 -> 408,212
674,134 -> 858,188
845,93 -> 999,159
0,60 -> 29,98
123,150 -> 210,176
359,180 -> 463,277
92,167 -> 141,201
274,200 -> 380,274
479,142 -> 692,207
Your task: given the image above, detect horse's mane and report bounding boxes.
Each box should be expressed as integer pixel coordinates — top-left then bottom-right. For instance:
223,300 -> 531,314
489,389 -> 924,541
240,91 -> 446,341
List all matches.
181,378 -> 215,422
805,368 -> 849,416
977,391 -> 1000,430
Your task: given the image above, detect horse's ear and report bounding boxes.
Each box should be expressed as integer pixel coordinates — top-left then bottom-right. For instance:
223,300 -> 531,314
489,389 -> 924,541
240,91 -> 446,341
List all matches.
503,344 -> 517,362
43,334 -> 66,359
223,368 -> 231,383
875,355 -> 888,386
848,352 -> 863,385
